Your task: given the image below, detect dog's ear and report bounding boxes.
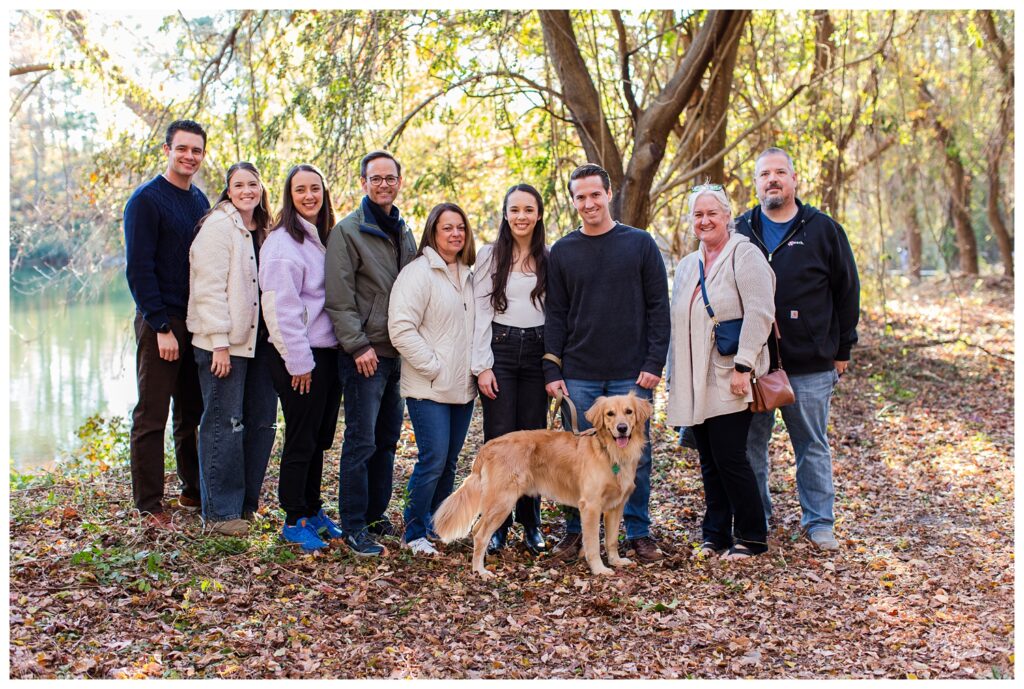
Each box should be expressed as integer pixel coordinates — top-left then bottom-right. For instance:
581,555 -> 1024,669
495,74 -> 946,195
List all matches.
584,396 -> 608,427
632,395 -> 654,425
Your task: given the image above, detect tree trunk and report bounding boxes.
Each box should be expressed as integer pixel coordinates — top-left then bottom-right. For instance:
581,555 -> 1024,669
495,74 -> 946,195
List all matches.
538,10 -> 748,228
904,208 -> 922,281
619,11 -> 747,227
987,156 -> 1013,277
538,11 -> 625,189
919,81 -> 979,274
688,24 -> 741,184
809,10 -> 841,214
980,10 -> 1014,277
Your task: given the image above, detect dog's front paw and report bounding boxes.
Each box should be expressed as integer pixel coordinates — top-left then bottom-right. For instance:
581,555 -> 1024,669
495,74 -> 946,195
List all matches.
475,568 -> 496,580
608,556 -> 633,567
590,565 -> 614,576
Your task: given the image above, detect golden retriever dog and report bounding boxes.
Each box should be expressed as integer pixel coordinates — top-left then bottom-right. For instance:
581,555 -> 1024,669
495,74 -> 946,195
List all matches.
433,392 -> 653,578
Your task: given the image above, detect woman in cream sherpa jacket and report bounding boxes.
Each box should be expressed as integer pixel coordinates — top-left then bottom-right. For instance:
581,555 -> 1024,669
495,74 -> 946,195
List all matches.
186,162 -> 277,537
388,203 -> 476,554
666,184 -> 775,560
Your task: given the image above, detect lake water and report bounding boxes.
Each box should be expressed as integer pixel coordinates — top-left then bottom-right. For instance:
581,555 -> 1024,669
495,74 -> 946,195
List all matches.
9,273 -> 139,472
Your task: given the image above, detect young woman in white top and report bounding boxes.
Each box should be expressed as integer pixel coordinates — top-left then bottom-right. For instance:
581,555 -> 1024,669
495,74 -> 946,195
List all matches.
472,183 -> 549,556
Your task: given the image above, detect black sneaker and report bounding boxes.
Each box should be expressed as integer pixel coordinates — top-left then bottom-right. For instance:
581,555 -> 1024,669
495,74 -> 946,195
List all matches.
367,519 -> 397,538
343,530 -> 384,557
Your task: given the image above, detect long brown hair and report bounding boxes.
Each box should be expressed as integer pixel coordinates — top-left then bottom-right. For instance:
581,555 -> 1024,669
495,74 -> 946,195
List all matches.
273,164 -> 336,246
488,183 -> 547,313
417,203 -> 476,266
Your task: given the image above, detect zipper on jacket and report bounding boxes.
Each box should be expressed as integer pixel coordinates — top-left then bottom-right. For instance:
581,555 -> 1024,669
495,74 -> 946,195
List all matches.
754,217 -> 806,263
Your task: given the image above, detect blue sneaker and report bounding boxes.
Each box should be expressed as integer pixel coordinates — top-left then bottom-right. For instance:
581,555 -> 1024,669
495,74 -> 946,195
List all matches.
281,518 -> 328,552
342,530 -> 384,557
307,509 -> 344,540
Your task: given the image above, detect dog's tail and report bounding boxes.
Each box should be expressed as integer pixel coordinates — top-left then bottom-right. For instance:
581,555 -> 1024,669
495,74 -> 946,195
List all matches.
433,472 -> 482,542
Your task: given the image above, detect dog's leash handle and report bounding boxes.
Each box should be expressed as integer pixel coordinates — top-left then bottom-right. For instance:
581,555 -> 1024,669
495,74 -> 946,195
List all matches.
549,391 -> 592,436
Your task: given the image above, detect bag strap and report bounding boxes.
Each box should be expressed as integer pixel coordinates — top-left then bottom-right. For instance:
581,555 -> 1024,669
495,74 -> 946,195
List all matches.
760,320 -> 785,376
549,391 -> 597,437
697,260 -> 721,328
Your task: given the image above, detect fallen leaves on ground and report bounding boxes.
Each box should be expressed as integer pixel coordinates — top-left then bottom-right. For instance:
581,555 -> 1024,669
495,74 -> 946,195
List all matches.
8,277 -> 1014,678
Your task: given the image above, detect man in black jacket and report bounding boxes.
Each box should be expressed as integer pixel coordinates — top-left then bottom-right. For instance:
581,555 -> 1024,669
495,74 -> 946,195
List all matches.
735,148 -> 859,551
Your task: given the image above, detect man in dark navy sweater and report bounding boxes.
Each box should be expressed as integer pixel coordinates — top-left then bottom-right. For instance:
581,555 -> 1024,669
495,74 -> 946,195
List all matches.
735,147 -> 860,552
124,120 -> 210,528
543,164 -> 670,564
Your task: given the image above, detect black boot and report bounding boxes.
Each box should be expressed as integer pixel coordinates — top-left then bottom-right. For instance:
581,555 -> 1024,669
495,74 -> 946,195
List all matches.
522,525 -> 547,556
487,526 -> 508,555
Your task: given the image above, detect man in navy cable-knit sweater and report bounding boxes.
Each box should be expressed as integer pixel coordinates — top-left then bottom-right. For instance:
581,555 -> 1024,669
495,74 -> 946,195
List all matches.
124,120 -> 210,528
543,164 -> 670,564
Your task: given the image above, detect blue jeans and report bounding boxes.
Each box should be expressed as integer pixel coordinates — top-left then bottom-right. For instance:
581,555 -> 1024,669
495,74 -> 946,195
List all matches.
194,341 -> 278,522
746,368 -> 838,533
561,379 -> 654,540
337,353 -> 404,535
403,398 -> 475,542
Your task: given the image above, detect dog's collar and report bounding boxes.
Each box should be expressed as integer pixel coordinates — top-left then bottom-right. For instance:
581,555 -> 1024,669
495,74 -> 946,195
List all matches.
612,463 -> 620,474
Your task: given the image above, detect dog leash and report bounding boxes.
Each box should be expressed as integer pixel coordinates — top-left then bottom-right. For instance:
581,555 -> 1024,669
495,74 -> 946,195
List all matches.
549,391 -> 597,437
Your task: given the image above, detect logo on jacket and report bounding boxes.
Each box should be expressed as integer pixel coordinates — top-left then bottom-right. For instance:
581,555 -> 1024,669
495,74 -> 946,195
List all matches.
787,240 -> 804,247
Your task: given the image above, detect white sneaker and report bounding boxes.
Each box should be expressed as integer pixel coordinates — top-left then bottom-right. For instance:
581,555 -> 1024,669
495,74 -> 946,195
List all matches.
403,537 -> 439,556
808,529 -> 840,551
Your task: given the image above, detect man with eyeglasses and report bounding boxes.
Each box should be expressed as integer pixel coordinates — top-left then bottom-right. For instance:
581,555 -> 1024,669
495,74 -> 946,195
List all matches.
325,150 -> 418,556
735,147 -> 860,552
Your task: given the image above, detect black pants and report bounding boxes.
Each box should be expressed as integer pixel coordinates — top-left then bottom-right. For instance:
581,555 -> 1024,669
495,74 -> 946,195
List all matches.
129,313 -> 203,514
480,324 -> 548,530
692,408 -> 768,553
269,347 -> 342,525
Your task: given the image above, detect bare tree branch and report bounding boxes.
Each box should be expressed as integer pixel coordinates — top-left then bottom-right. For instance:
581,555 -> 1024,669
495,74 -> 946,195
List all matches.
385,70 -> 564,150
10,64 -> 54,77
611,11 -> 639,124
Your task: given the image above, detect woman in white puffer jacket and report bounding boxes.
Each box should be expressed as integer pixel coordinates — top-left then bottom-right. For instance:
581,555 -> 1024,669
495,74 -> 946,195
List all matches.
388,202 -> 477,556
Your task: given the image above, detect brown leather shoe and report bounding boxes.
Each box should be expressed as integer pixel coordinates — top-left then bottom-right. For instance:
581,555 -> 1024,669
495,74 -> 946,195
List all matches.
208,518 -> 249,537
628,536 -> 664,563
175,495 -> 201,512
547,532 -> 582,564
144,511 -> 177,531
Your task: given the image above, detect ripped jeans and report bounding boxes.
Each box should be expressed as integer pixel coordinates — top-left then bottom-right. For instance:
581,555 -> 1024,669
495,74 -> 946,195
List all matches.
194,341 -> 278,522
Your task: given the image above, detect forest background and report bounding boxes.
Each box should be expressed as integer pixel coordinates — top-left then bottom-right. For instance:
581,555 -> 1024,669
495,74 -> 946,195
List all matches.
8,8 -> 1016,286
6,7 -> 1017,680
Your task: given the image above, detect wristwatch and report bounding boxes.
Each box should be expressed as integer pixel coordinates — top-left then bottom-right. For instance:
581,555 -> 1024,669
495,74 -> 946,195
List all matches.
157,323 -> 171,334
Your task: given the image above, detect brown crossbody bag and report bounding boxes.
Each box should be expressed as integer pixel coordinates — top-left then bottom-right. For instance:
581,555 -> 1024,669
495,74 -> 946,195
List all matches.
750,320 -> 796,413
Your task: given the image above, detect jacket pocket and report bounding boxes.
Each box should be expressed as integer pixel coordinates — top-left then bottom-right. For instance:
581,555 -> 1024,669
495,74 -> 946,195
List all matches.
364,292 -> 388,342
711,350 -> 745,403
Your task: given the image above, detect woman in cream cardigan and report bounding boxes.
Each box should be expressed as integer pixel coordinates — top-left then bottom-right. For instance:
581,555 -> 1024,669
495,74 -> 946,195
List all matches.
389,203 -> 477,556
666,184 -> 776,560
187,162 -> 276,537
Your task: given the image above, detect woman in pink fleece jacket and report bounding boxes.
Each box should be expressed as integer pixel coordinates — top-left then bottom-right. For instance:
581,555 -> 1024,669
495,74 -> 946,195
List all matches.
259,163 -> 343,552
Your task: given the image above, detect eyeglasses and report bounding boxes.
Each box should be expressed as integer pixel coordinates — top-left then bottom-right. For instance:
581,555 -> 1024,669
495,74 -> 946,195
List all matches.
366,175 -> 400,187
690,183 -> 724,192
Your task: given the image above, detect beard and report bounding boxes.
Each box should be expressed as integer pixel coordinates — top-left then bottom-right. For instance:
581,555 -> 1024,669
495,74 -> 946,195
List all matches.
763,193 -> 786,210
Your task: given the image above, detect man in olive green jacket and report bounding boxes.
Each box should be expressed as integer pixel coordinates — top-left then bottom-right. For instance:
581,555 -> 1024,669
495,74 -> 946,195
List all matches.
325,150 -> 418,556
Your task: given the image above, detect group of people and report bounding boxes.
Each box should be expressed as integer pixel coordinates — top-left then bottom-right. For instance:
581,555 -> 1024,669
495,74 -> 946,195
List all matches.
124,118 -> 859,564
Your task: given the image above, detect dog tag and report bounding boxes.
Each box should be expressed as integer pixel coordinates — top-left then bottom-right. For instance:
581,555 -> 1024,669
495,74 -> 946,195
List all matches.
612,463 -> 620,475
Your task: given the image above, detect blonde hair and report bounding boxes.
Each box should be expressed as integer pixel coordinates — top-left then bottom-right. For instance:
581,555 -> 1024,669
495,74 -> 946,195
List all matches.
686,184 -> 735,233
